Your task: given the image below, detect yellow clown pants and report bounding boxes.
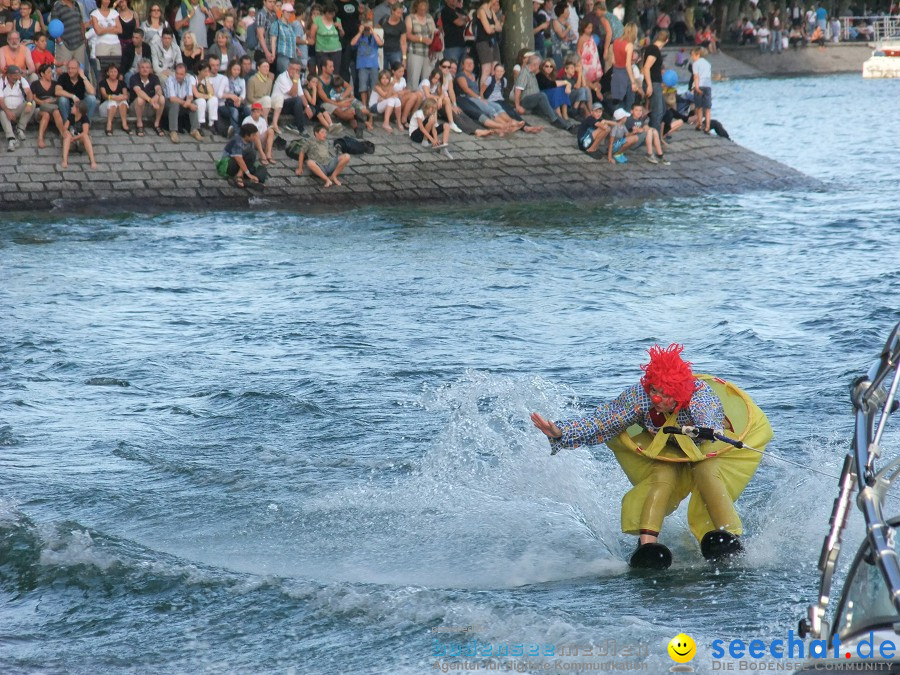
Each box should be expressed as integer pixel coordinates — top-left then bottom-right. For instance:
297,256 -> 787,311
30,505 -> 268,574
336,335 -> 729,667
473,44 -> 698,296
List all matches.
610,446 -> 765,541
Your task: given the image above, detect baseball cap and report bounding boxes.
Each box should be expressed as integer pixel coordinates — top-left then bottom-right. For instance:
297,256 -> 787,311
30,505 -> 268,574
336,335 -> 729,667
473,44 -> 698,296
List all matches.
613,108 -> 629,120
282,3 -> 294,11
592,102 -> 604,110
251,102 -> 263,110
6,65 -> 20,75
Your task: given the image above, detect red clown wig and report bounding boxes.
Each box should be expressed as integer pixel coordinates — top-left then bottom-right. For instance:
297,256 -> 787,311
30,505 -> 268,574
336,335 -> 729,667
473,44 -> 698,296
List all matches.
640,343 -> 696,410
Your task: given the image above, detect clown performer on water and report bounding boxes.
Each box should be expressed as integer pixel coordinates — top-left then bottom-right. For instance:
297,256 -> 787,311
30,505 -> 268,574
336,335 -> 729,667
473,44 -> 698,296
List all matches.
531,344 -> 773,569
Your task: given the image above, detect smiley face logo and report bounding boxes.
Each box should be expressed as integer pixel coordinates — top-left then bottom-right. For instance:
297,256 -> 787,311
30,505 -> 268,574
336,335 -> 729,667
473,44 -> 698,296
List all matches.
667,633 -> 696,664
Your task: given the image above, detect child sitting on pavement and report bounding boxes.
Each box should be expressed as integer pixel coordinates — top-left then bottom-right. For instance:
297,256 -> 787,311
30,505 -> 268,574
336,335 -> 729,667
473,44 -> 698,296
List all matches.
607,107 -> 640,164
61,100 -> 97,170
332,75 -> 375,133
294,123 -> 352,188
626,101 -> 668,165
409,98 -> 452,159
576,102 -> 612,154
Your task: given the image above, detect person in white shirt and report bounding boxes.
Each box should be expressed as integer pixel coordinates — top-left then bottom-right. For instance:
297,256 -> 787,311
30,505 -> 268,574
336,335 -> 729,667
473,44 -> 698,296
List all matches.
690,46 -> 712,133
242,102 -> 275,164
90,0 -> 123,59
163,63 -> 202,142
270,59 -> 312,134
0,66 -> 35,151
152,28 -> 183,79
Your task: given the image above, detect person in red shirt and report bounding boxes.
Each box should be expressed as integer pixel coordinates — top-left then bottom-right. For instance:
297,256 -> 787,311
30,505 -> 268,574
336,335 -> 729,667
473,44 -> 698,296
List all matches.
31,33 -> 56,69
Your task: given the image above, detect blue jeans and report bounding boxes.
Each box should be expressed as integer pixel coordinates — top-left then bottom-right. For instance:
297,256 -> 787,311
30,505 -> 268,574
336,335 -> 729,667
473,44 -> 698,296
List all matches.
220,101 -> 250,133
383,50 -> 403,69
58,94 -> 98,122
442,46 -> 466,68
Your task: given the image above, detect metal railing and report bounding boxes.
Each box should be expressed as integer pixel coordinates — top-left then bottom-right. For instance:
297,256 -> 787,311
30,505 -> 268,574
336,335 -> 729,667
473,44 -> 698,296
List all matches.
840,15 -> 900,42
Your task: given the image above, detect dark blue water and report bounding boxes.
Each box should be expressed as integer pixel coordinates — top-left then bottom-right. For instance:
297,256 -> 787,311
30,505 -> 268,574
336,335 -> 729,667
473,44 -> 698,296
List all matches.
1,74 -> 899,674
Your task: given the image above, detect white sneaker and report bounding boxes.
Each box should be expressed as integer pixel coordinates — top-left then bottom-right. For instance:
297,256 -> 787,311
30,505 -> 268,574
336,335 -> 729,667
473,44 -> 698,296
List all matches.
7,138 -> 15,152
15,128 -> 25,141
421,139 -> 430,147
442,147 -> 454,159
449,123 -> 462,133
432,143 -> 448,150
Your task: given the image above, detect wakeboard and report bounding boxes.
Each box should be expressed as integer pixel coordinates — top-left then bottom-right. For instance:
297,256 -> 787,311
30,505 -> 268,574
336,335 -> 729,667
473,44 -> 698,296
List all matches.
629,543 -> 673,570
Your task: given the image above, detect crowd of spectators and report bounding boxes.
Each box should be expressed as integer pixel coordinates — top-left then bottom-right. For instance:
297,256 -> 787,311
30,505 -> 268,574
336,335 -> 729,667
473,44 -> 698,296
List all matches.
0,0 -> 735,185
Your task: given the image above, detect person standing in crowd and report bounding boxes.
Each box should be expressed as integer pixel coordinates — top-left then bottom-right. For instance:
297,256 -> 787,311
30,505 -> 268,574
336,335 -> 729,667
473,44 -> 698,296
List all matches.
690,45 -> 711,134
309,4 -> 344,75
336,0 -> 364,81
404,0 -> 434,96
253,0 -> 277,65
441,0 -> 468,67
175,0 -> 211,49
380,1 -> 406,69
268,2 -> 298,75
609,21 -> 639,112
475,0 -> 503,88
91,0 -> 123,64
350,18 -> 381,108
641,28 -> 667,137
51,0 -> 89,70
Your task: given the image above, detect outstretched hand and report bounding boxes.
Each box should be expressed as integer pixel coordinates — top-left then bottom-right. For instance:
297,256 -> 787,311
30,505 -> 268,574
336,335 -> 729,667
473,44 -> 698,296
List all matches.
531,412 -> 562,440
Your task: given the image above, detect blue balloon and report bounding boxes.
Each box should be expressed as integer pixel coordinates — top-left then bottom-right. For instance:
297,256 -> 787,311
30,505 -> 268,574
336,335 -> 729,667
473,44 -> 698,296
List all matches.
662,69 -> 678,87
48,18 -> 64,39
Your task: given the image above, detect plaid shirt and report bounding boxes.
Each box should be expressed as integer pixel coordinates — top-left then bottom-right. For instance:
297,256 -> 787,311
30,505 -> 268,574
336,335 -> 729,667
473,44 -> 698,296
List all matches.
268,19 -> 297,58
550,380 -> 725,452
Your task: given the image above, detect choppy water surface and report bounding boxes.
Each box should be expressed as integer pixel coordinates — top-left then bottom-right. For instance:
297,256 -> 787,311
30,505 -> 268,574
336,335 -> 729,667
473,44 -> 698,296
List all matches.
1,74 -> 899,674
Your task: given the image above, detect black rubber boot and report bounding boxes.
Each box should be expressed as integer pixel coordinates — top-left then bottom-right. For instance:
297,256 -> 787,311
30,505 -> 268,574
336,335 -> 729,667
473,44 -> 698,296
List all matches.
700,530 -> 743,562
629,542 -> 673,569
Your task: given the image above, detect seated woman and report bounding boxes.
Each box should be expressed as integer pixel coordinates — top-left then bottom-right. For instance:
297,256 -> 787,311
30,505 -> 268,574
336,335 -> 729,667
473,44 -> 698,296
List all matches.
369,69 -> 403,132
221,60 -> 250,137
390,61 -> 423,128
98,63 -> 131,134
246,59 -> 273,123
453,56 -> 524,136
192,61 -> 219,136
180,31 -> 204,75
303,74 -> 338,130
536,58 -> 572,121
207,29 -> 242,73
563,59 -> 593,117
408,98 -> 451,158
31,64 -> 65,148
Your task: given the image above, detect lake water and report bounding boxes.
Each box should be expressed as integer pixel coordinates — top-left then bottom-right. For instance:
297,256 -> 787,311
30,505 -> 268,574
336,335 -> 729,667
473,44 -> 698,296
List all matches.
2,74 -> 899,674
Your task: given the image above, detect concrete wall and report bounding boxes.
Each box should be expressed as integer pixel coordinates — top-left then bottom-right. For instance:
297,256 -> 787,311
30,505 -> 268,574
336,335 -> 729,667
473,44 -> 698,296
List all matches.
0,120 -> 810,214
717,43 -> 871,77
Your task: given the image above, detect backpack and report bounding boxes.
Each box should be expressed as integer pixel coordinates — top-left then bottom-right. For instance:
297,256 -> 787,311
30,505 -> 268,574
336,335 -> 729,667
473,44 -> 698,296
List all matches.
333,136 -> 374,155
429,11 -> 444,56
285,138 -> 305,160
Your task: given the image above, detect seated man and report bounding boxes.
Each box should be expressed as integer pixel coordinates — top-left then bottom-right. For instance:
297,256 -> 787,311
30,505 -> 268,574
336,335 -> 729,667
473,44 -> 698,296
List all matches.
122,28 -> 153,80
218,122 -> 268,187
57,59 -> 98,123
294,123 -> 351,188
163,63 -> 203,142
511,53 -> 576,130
316,57 -> 360,137
152,28 -> 183,80
270,58 -> 313,135
129,58 -> 165,135
0,65 -> 35,151
0,32 -> 36,80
